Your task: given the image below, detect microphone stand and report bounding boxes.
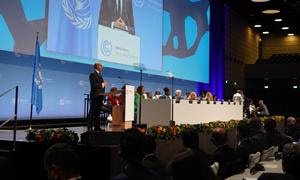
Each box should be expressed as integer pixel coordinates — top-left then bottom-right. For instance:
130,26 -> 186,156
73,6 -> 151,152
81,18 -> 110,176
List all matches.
138,69 -> 143,125
171,76 -> 174,125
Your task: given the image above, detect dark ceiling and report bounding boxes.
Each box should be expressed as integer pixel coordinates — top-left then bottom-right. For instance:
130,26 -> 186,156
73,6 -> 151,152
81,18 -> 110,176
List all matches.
224,0 -> 300,35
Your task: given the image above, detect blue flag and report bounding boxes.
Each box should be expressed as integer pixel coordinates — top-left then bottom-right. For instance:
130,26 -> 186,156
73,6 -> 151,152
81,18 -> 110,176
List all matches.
31,36 -> 43,114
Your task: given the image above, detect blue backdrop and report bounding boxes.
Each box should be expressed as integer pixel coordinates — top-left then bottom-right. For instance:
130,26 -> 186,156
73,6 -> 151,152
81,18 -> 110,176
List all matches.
0,0 -> 224,120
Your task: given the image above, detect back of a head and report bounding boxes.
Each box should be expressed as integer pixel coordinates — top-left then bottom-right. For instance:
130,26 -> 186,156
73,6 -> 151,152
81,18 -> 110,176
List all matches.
170,148 -> 215,180
211,128 -> 228,147
181,129 -> 199,150
120,128 -> 146,163
144,135 -> 156,154
287,117 -> 296,126
249,118 -> 263,134
282,143 -> 300,177
237,121 -> 251,139
44,143 -> 80,177
264,118 -> 277,133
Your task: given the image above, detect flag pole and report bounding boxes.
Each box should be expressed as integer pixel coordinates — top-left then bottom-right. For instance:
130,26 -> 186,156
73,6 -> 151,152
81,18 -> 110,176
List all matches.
29,104 -> 33,129
29,32 -> 39,130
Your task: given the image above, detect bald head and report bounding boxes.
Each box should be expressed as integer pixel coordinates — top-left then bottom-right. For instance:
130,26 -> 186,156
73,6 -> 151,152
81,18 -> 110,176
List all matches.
211,128 -> 227,147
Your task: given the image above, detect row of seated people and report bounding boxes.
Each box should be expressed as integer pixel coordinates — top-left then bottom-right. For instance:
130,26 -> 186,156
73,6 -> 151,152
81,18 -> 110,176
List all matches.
43,117 -> 300,180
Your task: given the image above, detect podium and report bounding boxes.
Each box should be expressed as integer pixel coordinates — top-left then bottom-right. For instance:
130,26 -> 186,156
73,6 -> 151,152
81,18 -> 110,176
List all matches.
100,85 -> 135,131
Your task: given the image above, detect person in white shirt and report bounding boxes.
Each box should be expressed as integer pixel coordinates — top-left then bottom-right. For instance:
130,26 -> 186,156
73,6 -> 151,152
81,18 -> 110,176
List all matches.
232,90 -> 244,104
152,90 -> 161,99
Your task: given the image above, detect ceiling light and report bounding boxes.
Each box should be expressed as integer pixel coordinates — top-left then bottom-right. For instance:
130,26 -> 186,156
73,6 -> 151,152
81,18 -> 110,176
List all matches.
262,31 -> 269,34
274,19 -> 282,22
254,24 -> 262,27
282,27 -> 289,30
262,9 -> 280,14
288,33 -> 295,36
252,0 -> 270,2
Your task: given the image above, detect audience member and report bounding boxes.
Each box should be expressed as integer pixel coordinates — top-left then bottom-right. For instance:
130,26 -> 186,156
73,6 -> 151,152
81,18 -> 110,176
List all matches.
113,128 -> 159,180
256,100 -> 270,117
264,118 -> 291,151
249,118 -> 270,152
260,143 -> 300,180
285,117 -> 300,142
159,87 -> 172,99
282,143 -> 300,179
167,129 -> 215,180
142,135 -> 166,179
211,128 -> 244,179
44,143 -> 82,180
236,121 -> 260,168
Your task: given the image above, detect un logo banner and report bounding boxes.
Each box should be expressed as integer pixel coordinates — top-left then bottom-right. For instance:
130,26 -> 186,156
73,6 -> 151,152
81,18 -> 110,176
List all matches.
62,0 -> 92,29
101,40 -> 113,56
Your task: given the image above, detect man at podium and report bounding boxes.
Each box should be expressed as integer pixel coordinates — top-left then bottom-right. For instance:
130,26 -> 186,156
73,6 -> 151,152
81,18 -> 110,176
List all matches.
89,62 -> 109,131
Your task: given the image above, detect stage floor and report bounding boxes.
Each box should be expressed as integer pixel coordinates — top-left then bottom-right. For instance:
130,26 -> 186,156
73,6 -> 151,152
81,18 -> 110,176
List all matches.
0,126 -> 88,142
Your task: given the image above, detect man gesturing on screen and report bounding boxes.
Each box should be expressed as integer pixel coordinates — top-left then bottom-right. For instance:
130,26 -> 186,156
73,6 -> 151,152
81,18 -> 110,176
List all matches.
98,0 -> 135,35
89,62 -> 108,131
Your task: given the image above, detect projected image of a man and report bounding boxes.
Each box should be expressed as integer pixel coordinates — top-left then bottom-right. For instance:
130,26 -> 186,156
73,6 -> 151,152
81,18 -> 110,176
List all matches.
99,0 -> 135,35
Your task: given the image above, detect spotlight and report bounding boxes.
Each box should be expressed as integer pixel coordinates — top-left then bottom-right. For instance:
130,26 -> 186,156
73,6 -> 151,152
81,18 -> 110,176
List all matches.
254,24 -> 262,28
262,31 -> 269,34
262,9 -> 280,14
282,27 -> 289,30
288,33 -> 295,36
274,19 -> 282,22
264,85 -> 269,89
252,0 -> 270,2
293,86 -> 298,89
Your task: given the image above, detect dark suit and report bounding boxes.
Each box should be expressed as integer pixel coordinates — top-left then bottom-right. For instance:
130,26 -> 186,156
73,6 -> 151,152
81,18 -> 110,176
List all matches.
99,0 -> 135,35
251,131 -> 270,152
112,162 -> 160,180
89,71 -> 105,131
212,145 -> 244,179
142,154 -> 167,179
236,138 -> 261,168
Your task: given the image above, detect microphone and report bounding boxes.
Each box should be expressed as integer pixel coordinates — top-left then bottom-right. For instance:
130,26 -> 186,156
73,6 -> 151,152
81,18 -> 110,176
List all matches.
118,76 -> 125,86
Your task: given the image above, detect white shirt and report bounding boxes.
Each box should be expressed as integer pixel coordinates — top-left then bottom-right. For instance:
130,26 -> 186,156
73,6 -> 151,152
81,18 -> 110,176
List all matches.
233,93 -> 243,103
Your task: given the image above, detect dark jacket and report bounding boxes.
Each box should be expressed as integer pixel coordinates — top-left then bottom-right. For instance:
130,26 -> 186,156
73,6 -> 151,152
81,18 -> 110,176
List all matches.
213,145 -> 244,179
89,71 -> 105,99
112,162 -> 160,180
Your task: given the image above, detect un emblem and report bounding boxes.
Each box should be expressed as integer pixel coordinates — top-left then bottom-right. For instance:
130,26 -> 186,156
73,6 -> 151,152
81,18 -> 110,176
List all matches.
134,0 -> 144,8
62,0 -> 92,29
101,40 -> 112,56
